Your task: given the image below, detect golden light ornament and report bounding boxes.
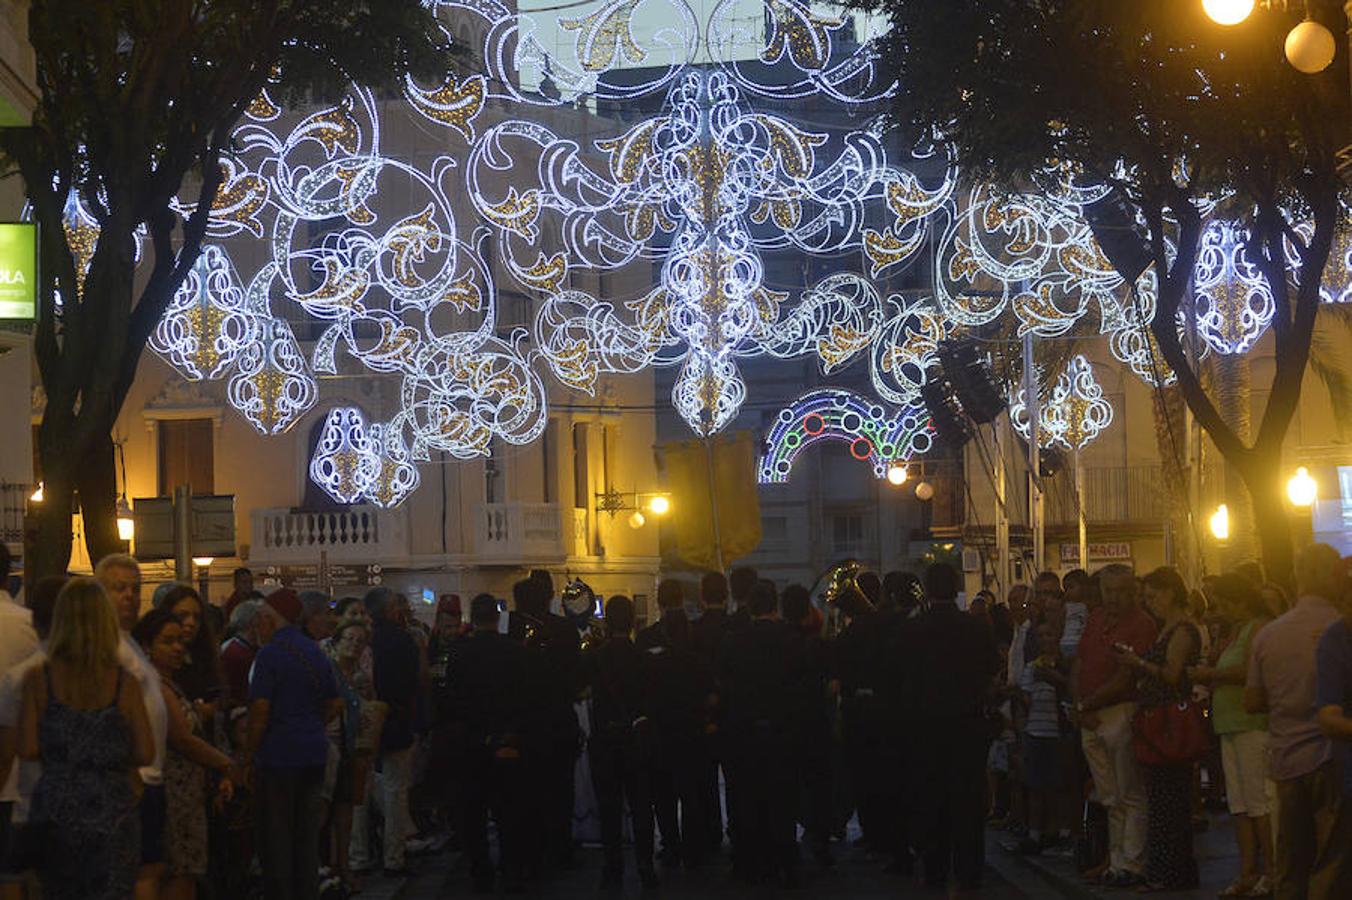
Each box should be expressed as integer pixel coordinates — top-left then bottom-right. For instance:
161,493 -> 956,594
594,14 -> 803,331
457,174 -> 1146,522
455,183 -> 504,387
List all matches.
1285,19 -> 1337,73
1210,504 -> 1231,541
914,480 -> 935,501
886,464 -> 909,486
647,495 -> 671,516
627,510 -> 647,529
1287,466 -> 1317,507
1201,0 -> 1255,26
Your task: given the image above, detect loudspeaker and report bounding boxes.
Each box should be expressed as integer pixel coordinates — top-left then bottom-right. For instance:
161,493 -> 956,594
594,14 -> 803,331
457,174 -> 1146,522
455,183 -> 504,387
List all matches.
920,370 -> 971,448
937,339 -> 1007,425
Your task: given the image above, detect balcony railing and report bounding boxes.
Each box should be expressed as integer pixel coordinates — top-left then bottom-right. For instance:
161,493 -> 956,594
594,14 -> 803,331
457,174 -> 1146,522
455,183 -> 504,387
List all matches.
250,505 -> 408,565
475,502 -> 567,564
1046,465 -> 1165,526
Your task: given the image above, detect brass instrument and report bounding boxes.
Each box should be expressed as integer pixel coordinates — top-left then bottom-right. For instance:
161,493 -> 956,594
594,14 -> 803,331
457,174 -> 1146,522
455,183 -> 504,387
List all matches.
561,579 -> 606,651
818,559 -> 873,617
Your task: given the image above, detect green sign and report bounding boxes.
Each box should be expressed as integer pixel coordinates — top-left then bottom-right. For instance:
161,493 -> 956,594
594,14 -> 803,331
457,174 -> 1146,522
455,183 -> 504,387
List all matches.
0,223 -> 37,320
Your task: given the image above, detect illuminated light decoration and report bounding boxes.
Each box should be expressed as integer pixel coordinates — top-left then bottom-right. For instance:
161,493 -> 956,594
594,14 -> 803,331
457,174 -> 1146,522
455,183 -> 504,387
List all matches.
227,314 -> 318,435
1011,355 -> 1114,452
364,421 -> 422,508
758,389 -> 933,484
1285,206 -> 1352,305
1193,219 -> 1274,355
150,246 -> 260,381
309,407 -> 381,504
1287,466 -> 1317,507
1210,503 -> 1231,541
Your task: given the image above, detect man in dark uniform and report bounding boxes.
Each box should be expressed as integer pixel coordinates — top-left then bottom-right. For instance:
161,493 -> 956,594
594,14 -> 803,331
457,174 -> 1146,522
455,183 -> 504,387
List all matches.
587,595 -> 660,890
727,566 -> 758,629
781,583 -> 835,866
637,578 -> 685,651
447,594 -> 533,892
642,600 -> 713,870
720,580 -> 804,886
832,572 -> 891,855
512,576 -> 582,873
690,571 -> 731,857
905,563 -> 1001,891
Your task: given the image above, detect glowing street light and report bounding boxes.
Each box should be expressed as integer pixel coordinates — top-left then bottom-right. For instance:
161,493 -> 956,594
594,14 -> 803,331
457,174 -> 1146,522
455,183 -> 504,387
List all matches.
29,482 -> 43,503
116,498 -> 135,542
1286,18 -> 1337,73
1210,504 -> 1231,541
1287,466 -> 1318,507
192,557 -> 215,568
886,464 -> 909,487
1202,0 -> 1255,26
647,495 -> 671,516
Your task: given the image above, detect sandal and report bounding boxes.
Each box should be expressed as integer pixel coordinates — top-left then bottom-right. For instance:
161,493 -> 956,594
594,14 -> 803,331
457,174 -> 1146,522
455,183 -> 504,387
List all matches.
1218,878 -> 1257,897
1246,875 -> 1272,897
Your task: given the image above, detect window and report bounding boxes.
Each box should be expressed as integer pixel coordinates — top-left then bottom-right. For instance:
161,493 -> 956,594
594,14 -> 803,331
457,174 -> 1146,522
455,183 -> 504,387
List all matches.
761,515 -> 789,544
572,423 -> 588,509
485,455 -> 500,504
831,513 -> 864,556
158,419 -> 214,496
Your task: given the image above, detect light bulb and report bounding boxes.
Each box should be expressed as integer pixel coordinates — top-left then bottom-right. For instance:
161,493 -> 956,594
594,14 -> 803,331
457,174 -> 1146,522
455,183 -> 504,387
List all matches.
29,482 -> 43,503
648,495 -> 671,516
117,516 -> 135,542
886,464 -> 909,486
914,481 -> 935,501
1285,20 -> 1336,74
627,510 -> 646,529
192,557 -> 215,568
1202,0 -> 1254,26
1287,466 -> 1317,507
1209,504 -> 1230,541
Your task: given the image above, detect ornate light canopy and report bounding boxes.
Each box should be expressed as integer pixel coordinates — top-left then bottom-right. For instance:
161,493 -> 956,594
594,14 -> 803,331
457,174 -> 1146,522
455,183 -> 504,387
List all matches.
759,388 -> 932,483
43,1 -> 1331,502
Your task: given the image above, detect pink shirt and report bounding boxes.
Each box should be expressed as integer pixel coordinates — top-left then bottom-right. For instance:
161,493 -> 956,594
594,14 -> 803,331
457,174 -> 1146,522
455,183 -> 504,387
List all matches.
1247,595 -> 1342,781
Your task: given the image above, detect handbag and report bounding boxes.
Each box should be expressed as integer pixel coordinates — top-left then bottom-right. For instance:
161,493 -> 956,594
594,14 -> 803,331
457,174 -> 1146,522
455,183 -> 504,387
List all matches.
1132,700 -> 1211,766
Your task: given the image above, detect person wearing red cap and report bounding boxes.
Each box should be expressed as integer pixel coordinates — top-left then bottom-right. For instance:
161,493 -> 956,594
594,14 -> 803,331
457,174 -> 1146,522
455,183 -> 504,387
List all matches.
243,587 -> 340,900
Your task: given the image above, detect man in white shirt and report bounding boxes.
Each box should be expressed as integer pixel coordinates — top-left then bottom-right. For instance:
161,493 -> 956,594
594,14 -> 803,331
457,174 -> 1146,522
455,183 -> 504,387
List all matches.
0,545 -> 38,900
95,553 -> 168,900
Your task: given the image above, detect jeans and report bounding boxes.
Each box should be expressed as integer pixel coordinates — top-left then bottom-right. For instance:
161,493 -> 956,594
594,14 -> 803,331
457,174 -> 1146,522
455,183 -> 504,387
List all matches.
1081,702 -> 1147,876
377,747 -> 415,870
1274,760 -> 1352,900
256,765 -> 324,900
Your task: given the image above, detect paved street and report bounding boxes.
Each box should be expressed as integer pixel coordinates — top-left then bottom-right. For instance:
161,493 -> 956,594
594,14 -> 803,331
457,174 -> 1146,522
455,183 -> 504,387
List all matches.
382,841 -> 1048,899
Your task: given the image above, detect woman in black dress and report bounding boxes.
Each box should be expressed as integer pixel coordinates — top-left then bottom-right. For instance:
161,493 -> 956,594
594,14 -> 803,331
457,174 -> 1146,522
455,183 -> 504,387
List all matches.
1117,567 -> 1202,892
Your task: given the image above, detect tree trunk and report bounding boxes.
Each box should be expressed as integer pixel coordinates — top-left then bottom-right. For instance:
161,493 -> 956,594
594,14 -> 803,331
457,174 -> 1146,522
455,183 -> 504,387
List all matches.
76,431 -> 123,566
1241,452 -> 1294,590
24,458 -> 74,591
1213,354 -> 1255,569
1150,385 -> 1195,577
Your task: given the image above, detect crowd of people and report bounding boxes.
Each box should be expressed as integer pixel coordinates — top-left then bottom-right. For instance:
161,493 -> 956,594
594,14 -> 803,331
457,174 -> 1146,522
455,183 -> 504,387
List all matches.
0,539 -> 1349,899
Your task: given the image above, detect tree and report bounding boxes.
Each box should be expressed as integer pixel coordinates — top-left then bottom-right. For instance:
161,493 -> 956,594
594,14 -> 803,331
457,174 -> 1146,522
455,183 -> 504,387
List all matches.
2,1 -> 448,581
854,0 -> 1350,584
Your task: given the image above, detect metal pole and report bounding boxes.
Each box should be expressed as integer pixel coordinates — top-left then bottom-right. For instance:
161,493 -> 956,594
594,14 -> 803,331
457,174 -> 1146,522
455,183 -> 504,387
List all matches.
702,437 -> 726,575
995,421 -> 1010,601
1022,333 -> 1044,574
1076,448 -> 1088,572
173,484 -> 192,583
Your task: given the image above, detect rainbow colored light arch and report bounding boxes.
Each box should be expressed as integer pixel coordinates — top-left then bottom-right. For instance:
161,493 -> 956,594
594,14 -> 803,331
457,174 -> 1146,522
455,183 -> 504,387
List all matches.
759,389 -> 933,484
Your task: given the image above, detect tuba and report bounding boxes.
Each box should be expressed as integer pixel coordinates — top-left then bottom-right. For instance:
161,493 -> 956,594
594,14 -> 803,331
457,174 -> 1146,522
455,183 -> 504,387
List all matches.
561,579 -> 605,651
818,559 -> 873,617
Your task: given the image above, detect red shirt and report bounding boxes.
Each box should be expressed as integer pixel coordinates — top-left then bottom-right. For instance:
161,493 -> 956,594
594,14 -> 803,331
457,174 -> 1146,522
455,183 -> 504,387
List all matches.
1076,606 -> 1158,701
220,636 -> 257,708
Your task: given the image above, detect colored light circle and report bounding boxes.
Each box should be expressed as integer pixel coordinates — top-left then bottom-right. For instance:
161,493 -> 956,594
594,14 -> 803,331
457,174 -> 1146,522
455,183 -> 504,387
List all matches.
841,411 -> 863,432
803,413 -> 825,435
850,437 -> 872,460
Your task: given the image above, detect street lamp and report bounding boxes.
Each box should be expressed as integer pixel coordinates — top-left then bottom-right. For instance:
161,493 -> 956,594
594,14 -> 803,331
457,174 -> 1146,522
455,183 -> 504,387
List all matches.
627,510 -> 646,529
1203,0 -> 1256,25
914,480 -> 935,501
1287,466 -> 1318,506
647,495 -> 671,516
116,498 -> 135,543
1210,503 -> 1232,541
1286,15 -> 1338,71
886,464 -> 909,486
29,482 -> 43,503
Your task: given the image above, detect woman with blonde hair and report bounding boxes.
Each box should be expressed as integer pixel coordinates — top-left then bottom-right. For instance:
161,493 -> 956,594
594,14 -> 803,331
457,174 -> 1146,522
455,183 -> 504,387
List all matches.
17,577 -> 154,900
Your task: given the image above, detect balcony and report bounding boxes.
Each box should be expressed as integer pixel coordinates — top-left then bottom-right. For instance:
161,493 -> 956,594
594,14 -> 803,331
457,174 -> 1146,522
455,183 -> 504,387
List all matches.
474,502 -> 568,564
250,505 -> 408,565
1046,465 -> 1165,527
